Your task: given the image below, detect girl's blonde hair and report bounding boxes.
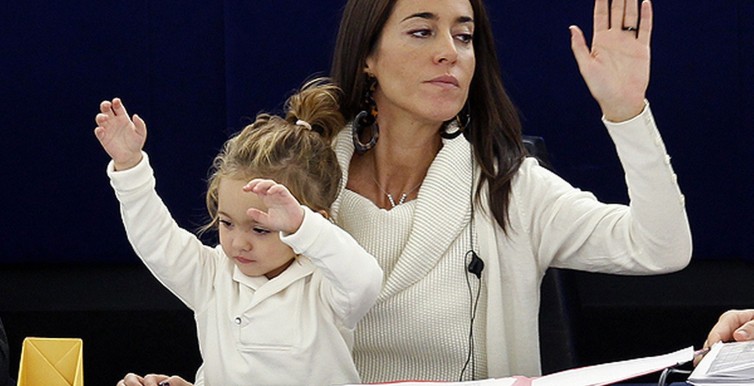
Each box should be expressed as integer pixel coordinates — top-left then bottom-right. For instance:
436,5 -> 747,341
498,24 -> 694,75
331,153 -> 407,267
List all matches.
202,78 -> 344,232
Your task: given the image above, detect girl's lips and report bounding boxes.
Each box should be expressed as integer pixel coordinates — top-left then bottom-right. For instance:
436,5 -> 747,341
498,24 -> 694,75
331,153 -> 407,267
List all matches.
234,256 -> 254,264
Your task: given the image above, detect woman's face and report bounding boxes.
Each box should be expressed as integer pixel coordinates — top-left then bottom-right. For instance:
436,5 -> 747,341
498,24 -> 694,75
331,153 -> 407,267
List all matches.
366,0 -> 475,127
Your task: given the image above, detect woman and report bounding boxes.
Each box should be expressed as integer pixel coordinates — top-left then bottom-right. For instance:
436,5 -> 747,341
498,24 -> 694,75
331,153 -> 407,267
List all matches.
330,0 -> 688,382
119,0 -> 691,384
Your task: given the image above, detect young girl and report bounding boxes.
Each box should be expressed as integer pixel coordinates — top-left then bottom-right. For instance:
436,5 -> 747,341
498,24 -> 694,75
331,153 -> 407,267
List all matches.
94,79 -> 383,386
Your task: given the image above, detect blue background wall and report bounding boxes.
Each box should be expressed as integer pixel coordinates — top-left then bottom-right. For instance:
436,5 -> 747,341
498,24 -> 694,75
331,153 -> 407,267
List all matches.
1,1 -> 752,265
1,1 -> 751,265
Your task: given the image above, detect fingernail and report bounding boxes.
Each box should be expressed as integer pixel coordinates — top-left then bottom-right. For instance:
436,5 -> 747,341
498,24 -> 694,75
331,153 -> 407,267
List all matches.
158,382 -> 170,386
735,329 -> 750,339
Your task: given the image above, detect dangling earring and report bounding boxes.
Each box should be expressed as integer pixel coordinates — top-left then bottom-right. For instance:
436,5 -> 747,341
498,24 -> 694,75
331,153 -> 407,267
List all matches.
352,75 -> 379,154
441,103 -> 471,139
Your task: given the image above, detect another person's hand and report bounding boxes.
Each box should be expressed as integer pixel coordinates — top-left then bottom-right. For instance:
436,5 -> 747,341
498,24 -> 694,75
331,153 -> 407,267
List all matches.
117,372 -> 192,386
705,309 -> 754,347
243,179 -> 305,234
694,309 -> 754,365
94,98 -> 147,171
569,0 -> 652,122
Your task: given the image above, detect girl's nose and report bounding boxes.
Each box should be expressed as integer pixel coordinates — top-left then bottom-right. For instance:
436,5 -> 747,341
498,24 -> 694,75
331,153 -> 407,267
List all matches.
232,233 -> 252,252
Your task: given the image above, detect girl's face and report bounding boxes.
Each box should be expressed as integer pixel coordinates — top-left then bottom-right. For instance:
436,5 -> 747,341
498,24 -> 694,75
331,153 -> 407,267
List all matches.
217,177 -> 295,279
366,0 -> 475,126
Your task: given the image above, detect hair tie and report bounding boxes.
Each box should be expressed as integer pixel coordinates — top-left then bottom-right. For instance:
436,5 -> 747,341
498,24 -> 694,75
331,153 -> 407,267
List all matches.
296,119 -> 312,130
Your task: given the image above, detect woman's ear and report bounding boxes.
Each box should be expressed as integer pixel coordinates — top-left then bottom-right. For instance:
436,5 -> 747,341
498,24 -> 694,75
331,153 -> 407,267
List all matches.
363,57 -> 375,76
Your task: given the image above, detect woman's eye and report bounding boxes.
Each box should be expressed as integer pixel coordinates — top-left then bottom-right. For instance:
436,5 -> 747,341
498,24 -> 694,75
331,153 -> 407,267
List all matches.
456,33 -> 473,44
218,219 -> 232,228
410,29 -> 433,38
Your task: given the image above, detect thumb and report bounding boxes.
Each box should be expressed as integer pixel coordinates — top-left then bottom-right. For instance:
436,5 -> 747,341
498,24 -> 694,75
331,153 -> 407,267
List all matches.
734,322 -> 754,342
569,25 -> 590,69
94,126 -> 106,141
133,114 -> 147,137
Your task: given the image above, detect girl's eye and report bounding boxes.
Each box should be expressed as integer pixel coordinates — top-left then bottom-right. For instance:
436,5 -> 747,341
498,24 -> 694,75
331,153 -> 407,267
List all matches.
253,227 -> 271,235
218,219 -> 232,228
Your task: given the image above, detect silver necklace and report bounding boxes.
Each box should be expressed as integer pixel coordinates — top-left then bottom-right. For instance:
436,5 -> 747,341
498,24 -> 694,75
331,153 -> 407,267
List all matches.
372,175 -> 422,208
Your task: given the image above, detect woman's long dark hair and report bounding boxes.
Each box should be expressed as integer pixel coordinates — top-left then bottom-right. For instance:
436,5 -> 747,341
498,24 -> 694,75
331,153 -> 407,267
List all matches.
331,0 -> 526,232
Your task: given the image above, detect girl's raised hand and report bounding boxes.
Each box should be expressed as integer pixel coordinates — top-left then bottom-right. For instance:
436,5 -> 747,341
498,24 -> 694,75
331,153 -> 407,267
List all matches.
94,98 -> 147,170
243,179 -> 305,235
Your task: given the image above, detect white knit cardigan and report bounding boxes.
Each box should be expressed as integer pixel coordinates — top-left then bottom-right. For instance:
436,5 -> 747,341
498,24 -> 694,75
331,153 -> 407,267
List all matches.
331,102 -> 692,380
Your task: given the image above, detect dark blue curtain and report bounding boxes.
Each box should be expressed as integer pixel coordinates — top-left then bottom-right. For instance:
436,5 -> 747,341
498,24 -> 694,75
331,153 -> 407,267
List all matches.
1,1 -> 752,264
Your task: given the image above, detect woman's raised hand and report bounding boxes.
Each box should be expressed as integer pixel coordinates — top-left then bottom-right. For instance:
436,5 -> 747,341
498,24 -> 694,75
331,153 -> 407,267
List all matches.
570,0 -> 652,122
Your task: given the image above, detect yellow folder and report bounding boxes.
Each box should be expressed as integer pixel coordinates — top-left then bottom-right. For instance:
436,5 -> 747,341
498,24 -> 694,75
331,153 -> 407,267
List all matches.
16,337 -> 83,386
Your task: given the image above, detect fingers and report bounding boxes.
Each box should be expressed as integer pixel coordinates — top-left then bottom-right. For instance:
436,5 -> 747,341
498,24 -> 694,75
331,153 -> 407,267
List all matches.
164,375 -> 192,386
244,179 -> 290,198
95,97 -> 131,129
111,97 -> 127,117
99,98 -> 127,116
593,0 -> 609,32
601,0 -> 649,34
119,372 -> 144,386
637,0 -> 653,46
623,0 -> 639,29
244,178 -> 303,233
244,178 -> 295,213
610,0 -> 625,30
142,374 -> 170,386
100,100 -> 111,115
705,310 -> 754,348
243,178 -> 275,193
246,207 -> 268,224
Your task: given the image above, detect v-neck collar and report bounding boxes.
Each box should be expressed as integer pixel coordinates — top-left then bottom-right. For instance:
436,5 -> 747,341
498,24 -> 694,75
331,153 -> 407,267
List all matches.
332,126 -> 473,299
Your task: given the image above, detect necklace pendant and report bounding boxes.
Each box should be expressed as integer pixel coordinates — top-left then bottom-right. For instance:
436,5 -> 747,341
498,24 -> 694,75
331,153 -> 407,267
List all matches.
386,193 -> 397,208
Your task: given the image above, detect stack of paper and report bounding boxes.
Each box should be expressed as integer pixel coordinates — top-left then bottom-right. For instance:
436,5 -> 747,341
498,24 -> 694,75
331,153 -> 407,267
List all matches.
688,341 -> 754,385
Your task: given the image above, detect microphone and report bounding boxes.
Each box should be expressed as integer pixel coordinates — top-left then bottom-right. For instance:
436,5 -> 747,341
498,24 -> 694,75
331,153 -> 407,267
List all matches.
467,251 -> 484,279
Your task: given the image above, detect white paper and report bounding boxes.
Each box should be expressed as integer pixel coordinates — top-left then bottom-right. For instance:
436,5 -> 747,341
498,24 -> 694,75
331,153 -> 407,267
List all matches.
346,346 -> 694,386
345,378 -> 518,386
688,341 -> 754,385
532,346 -> 693,386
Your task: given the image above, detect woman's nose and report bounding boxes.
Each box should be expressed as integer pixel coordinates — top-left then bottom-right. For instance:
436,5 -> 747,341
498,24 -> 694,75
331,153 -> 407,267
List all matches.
434,33 -> 459,64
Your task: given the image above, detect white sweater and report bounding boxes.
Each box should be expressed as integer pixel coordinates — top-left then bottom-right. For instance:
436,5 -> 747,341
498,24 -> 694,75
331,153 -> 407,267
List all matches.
108,154 -> 383,385
331,103 -> 692,382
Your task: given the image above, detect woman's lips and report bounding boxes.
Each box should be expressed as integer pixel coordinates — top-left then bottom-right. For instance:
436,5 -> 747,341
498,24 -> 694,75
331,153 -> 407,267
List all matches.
427,74 -> 459,88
